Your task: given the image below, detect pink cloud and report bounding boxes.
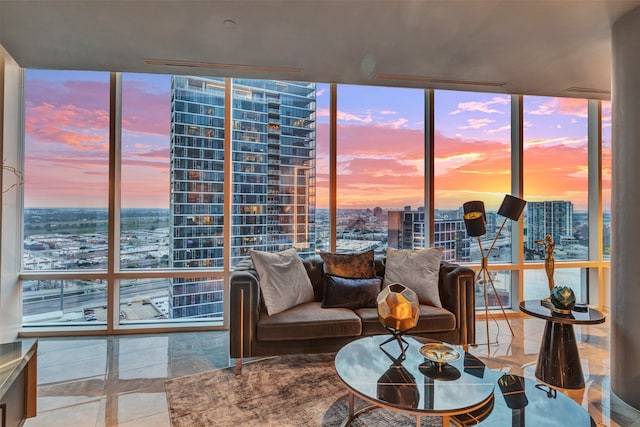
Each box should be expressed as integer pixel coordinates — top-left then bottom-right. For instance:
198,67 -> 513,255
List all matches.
556,98 -> 589,118
528,97 -> 588,118
26,103 -> 109,150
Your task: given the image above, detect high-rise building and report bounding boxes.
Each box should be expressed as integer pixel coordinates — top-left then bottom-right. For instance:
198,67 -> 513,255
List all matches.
525,200 -> 574,252
434,218 -> 468,262
388,207 -> 468,262
388,208 -> 425,250
169,76 -> 317,319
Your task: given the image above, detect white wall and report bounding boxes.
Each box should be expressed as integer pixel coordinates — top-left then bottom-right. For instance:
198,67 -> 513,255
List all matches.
0,46 -> 23,343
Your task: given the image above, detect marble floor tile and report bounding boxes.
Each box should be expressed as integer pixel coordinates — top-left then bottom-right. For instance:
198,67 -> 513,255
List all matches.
21,319 -> 640,426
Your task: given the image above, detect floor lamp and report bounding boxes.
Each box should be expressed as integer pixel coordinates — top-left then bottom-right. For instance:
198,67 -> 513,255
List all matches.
463,195 -> 527,354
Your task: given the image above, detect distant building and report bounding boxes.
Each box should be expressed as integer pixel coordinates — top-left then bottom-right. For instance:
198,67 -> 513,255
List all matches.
525,200 -> 573,252
388,209 -> 425,250
388,208 -> 468,261
169,76 -> 316,319
434,218 -> 467,262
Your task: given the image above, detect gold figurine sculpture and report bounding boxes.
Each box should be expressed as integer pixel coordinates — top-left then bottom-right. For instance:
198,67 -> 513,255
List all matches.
536,234 -> 555,293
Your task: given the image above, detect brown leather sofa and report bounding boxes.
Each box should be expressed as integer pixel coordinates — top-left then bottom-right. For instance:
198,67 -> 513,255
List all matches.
229,256 -> 476,374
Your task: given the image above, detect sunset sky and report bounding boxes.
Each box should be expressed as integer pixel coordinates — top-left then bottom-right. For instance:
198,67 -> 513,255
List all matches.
24,70 -> 611,211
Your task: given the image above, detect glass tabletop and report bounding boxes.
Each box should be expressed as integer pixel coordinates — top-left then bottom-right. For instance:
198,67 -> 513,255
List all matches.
454,372 -> 596,426
519,300 -> 606,325
334,335 -> 494,415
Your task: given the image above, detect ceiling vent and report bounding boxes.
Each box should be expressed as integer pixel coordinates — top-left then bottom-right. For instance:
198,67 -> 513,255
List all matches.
145,59 -> 302,75
375,73 -> 508,87
563,87 -> 610,96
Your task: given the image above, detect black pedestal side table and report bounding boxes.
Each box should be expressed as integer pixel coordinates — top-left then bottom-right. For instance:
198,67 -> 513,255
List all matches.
519,300 -> 605,389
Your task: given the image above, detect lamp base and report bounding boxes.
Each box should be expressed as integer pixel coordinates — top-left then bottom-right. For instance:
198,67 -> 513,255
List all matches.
379,328 -> 410,359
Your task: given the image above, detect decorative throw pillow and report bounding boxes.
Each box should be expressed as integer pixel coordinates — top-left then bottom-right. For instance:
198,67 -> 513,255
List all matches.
321,275 -> 382,309
320,249 -> 376,279
383,247 -> 444,307
250,248 -> 315,316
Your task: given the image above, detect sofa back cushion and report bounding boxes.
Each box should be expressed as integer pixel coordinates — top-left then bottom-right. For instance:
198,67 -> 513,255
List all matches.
319,249 -> 376,279
250,248 -> 315,316
383,247 -> 444,307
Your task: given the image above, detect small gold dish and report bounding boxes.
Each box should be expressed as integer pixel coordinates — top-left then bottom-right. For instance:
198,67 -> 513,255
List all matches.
419,343 -> 461,365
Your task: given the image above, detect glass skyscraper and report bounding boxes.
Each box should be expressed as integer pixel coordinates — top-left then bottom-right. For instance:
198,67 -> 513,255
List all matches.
169,76 -> 317,319
525,200 -> 574,252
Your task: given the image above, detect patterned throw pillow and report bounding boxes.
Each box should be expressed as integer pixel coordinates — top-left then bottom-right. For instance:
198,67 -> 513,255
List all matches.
320,249 -> 376,279
383,247 -> 443,307
250,248 -> 315,316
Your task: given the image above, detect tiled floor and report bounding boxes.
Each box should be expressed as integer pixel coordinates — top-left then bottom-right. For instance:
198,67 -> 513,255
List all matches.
22,316 -> 640,426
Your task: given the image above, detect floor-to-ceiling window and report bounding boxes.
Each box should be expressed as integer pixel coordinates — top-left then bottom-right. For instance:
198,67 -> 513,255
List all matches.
119,73 -> 174,322
335,85 -> 425,255
434,91 -> 512,307
19,71 -> 611,331
22,72 -> 320,327
522,96 -> 589,302
22,70 -> 110,324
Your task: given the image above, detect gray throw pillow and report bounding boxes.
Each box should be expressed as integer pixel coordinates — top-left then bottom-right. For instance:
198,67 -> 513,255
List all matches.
383,247 -> 443,307
250,248 -> 315,316
321,275 -> 382,309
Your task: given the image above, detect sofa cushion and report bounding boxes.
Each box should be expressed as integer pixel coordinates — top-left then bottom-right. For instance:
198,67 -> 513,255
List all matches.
320,249 -> 376,279
257,302 -> 362,341
250,248 -> 315,316
321,275 -> 381,309
354,305 -> 456,335
383,247 -> 444,307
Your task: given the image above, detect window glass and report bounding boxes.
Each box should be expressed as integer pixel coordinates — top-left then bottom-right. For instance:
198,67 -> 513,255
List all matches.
314,83 -> 331,253
230,79 -> 317,263
22,279 -> 107,325
336,85 -> 424,255
18,69 -> 610,330
602,100 -> 611,260
23,70 -> 110,272
121,73 -> 171,270
22,70 -> 110,326
434,91 -> 511,263
523,96 -> 589,264
523,268 -> 586,302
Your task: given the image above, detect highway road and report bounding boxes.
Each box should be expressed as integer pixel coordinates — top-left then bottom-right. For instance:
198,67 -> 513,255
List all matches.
22,279 -> 169,316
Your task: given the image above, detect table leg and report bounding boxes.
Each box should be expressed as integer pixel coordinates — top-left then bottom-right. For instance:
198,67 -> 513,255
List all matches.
348,392 -> 354,420
442,415 -> 450,427
535,319 -> 585,389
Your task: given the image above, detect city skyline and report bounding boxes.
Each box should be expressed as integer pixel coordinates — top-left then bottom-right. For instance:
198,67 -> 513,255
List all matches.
24,70 -> 611,211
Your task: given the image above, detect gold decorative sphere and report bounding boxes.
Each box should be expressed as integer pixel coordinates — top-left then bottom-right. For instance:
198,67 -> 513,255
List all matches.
377,283 -> 420,332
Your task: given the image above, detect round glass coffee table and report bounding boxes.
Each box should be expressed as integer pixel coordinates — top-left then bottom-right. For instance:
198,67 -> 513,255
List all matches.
334,335 -> 495,427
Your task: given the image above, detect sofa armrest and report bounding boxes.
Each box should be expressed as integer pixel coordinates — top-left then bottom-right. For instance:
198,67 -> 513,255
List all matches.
229,259 -> 261,358
438,261 -> 476,345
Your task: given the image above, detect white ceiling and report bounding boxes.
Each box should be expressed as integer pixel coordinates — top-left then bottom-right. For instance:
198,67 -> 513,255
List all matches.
2,0 -> 640,99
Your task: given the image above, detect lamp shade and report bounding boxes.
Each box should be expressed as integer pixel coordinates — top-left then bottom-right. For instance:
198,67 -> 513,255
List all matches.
498,374 -> 528,409
377,283 -> 419,332
497,194 -> 527,221
463,200 -> 486,237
